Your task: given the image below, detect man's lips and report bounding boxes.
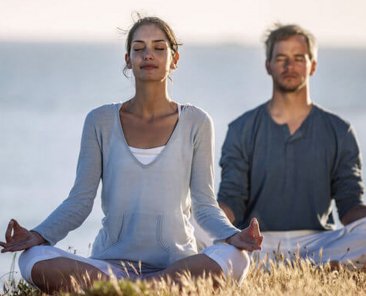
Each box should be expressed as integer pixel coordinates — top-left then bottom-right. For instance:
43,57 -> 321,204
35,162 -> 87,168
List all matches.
281,73 -> 298,79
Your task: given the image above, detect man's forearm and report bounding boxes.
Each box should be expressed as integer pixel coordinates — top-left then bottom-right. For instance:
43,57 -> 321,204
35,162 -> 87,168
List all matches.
341,204 -> 366,225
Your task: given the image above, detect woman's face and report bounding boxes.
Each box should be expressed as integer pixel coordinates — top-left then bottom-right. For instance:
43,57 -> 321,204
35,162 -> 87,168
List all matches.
125,24 -> 178,82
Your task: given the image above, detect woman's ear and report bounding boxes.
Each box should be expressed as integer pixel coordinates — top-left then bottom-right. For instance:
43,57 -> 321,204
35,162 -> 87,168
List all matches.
170,52 -> 180,70
125,53 -> 132,69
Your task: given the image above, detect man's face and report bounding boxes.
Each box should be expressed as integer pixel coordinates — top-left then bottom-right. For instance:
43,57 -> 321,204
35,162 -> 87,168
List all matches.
266,35 -> 317,93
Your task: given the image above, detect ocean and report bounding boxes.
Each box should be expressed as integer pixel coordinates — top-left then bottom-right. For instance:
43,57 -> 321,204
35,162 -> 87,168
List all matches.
1,41 -> 366,283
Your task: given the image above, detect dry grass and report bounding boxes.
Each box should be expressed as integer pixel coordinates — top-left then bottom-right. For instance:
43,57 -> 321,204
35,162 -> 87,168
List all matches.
4,259 -> 366,296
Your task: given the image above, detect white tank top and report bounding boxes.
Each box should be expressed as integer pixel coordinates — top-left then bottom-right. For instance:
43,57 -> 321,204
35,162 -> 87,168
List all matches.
129,104 -> 181,165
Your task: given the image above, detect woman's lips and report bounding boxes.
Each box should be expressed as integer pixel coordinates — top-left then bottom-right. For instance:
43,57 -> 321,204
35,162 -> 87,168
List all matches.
141,64 -> 158,70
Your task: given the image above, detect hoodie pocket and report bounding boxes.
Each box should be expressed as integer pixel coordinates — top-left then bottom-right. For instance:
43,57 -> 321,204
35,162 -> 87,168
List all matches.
98,212 -> 171,265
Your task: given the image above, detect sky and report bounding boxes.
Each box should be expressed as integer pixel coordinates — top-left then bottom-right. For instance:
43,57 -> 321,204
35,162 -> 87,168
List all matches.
1,0 -> 366,46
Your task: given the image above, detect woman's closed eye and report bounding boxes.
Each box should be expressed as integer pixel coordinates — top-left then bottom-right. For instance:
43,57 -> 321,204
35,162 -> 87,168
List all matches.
133,47 -> 144,52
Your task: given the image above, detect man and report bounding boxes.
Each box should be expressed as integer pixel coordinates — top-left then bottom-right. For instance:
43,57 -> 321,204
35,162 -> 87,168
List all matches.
218,24 -> 366,267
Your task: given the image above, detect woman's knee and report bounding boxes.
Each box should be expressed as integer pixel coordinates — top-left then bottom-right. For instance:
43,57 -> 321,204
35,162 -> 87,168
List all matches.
202,243 -> 250,283
18,245 -> 59,285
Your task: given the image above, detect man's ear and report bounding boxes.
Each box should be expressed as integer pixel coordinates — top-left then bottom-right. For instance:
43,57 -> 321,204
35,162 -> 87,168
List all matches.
310,59 -> 317,76
170,52 -> 180,69
265,60 -> 272,75
125,53 -> 132,69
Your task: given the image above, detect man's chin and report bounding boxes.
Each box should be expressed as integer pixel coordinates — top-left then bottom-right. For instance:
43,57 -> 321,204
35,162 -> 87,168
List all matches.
279,87 -> 300,93
277,82 -> 305,93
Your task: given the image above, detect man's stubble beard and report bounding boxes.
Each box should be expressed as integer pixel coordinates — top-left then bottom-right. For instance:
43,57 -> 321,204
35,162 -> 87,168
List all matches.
274,78 -> 307,93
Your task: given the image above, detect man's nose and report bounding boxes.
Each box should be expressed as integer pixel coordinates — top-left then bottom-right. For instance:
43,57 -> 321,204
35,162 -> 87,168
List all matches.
284,58 -> 295,68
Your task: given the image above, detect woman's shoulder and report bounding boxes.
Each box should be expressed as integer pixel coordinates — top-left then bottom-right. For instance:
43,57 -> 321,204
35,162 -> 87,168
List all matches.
85,102 -> 120,124
88,102 -> 119,117
181,103 -> 212,124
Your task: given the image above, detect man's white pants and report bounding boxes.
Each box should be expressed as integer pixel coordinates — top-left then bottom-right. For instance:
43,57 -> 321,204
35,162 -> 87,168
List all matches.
194,217 -> 366,268
257,217 -> 366,267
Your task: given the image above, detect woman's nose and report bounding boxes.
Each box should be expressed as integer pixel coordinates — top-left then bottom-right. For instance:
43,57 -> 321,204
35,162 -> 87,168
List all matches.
143,48 -> 153,60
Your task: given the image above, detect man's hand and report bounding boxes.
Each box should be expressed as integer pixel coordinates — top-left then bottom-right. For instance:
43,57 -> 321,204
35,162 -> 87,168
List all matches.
219,202 -> 235,224
226,218 -> 263,251
341,205 -> 366,225
0,219 -> 45,253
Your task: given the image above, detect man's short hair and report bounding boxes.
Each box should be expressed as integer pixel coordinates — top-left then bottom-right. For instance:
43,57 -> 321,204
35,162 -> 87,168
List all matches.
264,24 -> 318,62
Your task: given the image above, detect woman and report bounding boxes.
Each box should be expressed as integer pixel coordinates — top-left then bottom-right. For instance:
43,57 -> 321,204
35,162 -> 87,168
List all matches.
0,16 -> 262,293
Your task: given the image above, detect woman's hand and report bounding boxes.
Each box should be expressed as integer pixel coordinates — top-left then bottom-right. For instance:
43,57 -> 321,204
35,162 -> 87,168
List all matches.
226,218 -> 263,251
0,219 -> 46,253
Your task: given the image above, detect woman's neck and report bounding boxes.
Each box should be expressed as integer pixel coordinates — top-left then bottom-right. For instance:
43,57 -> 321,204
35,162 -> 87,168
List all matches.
128,93 -> 175,121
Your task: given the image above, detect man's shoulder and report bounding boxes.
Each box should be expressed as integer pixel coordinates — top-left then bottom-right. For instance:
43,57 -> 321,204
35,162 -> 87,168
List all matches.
314,104 -> 352,132
229,102 -> 267,130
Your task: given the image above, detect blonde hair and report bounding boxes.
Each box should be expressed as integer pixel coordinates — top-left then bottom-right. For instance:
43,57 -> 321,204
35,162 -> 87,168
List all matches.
264,24 -> 318,61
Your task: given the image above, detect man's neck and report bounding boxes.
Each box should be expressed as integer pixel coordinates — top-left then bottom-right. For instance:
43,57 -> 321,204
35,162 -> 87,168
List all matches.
269,89 -> 313,134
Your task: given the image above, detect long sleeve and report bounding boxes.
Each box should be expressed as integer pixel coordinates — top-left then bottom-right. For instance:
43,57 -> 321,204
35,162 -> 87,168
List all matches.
217,122 -> 250,227
332,126 -> 364,219
190,114 -> 239,240
33,111 -> 102,245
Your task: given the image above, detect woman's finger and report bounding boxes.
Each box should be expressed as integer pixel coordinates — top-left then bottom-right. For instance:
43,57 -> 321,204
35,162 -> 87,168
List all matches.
249,218 -> 261,238
234,239 -> 260,251
5,220 -> 15,242
12,219 -> 22,230
0,239 -> 33,253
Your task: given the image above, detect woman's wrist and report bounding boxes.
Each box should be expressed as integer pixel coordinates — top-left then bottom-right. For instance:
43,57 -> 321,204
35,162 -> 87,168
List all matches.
30,230 -> 47,245
225,233 -> 236,245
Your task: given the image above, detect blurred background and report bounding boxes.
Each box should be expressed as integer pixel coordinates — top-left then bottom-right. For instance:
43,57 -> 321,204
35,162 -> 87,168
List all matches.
1,0 -> 366,286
